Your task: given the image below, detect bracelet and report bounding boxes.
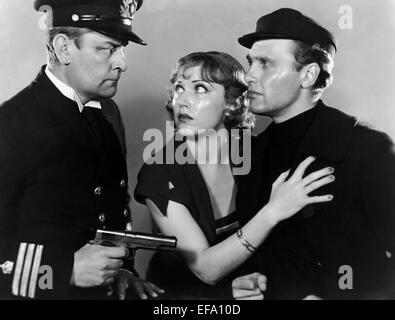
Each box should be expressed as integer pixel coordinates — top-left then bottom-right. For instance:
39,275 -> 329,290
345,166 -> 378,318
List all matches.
236,228 -> 257,253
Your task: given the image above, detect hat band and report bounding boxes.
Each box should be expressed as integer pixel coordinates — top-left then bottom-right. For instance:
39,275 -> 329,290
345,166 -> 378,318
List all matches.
72,15 -> 132,26
49,6 -> 133,28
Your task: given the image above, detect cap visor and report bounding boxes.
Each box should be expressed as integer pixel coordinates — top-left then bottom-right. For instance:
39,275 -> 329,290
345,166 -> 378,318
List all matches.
125,31 -> 147,46
90,27 -> 147,46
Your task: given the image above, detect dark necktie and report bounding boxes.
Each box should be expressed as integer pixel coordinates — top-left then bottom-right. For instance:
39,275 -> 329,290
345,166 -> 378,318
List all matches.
82,107 -> 105,148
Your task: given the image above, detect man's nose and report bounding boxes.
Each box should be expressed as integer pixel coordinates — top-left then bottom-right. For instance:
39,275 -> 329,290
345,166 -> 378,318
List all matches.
245,61 -> 264,86
113,47 -> 128,72
244,66 -> 257,86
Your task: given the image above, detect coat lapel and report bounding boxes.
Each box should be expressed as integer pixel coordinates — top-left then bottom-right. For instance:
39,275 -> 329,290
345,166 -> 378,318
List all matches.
294,100 -> 358,164
94,109 -> 124,174
236,130 -> 271,226
31,66 -> 103,156
253,131 -> 271,198
288,100 -> 358,218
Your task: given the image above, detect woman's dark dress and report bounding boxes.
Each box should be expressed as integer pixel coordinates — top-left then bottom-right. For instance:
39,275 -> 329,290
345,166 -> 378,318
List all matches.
134,140 -> 250,299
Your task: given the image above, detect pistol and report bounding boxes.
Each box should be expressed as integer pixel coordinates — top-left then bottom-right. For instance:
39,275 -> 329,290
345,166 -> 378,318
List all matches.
92,229 -> 177,259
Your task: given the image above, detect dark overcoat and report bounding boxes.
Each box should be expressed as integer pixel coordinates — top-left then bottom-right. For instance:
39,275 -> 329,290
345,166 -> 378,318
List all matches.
237,100 -> 395,299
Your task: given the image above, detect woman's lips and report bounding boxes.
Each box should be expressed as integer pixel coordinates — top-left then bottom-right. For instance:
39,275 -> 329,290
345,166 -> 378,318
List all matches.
178,114 -> 194,122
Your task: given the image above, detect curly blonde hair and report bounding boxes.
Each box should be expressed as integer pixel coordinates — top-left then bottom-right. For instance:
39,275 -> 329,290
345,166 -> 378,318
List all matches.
166,51 -> 255,130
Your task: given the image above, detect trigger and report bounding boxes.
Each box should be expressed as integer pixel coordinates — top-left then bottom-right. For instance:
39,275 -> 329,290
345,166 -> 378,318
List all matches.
126,249 -> 135,261
100,240 -> 116,247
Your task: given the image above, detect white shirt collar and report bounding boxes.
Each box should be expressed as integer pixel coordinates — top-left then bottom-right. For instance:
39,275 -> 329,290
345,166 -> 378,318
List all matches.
45,66 -> 101,113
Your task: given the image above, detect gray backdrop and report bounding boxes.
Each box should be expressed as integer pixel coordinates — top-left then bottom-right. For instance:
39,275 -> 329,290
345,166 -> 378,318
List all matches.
1,0 -> 394,276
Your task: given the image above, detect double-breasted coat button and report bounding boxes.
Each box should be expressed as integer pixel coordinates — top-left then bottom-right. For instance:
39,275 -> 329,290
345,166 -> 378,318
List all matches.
99,213 -> 106,223
94,186 -> 102,196
0,261 -> 14,275
120,179 -> 126,188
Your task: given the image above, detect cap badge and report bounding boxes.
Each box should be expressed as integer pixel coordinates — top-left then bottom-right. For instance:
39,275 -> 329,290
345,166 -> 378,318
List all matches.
120,0 -> 138,21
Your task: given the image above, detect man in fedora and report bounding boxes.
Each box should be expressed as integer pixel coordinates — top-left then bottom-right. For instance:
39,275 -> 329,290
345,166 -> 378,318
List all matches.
232,8 -> 395,299
0,0 -> 162,299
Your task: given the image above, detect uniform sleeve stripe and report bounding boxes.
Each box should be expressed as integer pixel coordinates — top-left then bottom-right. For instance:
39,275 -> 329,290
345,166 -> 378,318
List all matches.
20,243 -> 36,297
28,245 -> 43,299
12,243 -> 27,296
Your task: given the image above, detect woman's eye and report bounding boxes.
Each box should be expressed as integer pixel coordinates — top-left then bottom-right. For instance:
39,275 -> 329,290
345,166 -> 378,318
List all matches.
174,84 -> 184,93
195,84 -> 208,93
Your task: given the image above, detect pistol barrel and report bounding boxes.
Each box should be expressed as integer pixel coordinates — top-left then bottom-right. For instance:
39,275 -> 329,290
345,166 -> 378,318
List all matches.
94,229 -> 177,250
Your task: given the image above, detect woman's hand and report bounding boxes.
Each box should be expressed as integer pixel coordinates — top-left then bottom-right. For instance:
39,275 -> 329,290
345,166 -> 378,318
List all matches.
265,156 -> 334,225
112,269 -> 165,300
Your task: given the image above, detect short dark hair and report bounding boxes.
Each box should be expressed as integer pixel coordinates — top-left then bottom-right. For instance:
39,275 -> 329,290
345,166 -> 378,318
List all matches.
166,51 -> 255,130
292,41 -> 334,91
46,27 -> 91,66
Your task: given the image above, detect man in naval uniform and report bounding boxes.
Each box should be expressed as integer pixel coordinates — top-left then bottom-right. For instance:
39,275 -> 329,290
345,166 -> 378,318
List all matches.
0,0 -> 161,299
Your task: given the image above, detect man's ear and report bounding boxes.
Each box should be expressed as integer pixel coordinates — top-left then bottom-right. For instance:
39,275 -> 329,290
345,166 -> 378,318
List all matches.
300,63 -> 320,89
52,34 -> 72,65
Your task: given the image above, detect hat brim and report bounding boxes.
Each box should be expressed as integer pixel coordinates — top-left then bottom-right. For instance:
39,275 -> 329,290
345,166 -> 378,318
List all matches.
89,27 -> 147,46
238,32 -> 303,49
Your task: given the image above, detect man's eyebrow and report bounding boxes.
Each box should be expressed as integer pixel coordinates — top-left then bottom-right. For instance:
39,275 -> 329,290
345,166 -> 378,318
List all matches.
247,54 -> 273,64
102,41 -> 122,47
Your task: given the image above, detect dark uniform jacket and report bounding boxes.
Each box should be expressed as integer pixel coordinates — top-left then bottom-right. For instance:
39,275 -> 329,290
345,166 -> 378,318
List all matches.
0,66 -> 131,299
237,100 -> 395,299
